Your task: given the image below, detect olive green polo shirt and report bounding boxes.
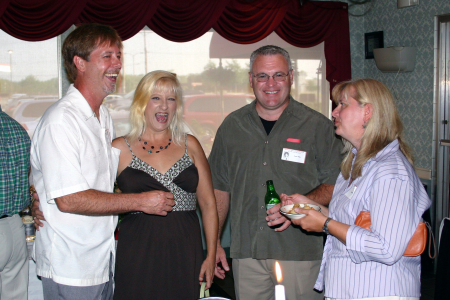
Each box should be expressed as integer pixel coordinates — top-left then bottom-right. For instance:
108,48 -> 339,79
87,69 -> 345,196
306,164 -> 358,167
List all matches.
209,97 -> 343,261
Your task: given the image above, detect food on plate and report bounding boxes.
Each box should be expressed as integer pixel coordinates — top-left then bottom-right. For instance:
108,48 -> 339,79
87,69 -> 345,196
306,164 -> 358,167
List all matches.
289,203 -> 314,214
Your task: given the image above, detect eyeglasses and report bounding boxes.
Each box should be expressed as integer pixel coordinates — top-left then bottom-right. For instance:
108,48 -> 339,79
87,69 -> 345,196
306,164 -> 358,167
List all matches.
252,71 -> 291,82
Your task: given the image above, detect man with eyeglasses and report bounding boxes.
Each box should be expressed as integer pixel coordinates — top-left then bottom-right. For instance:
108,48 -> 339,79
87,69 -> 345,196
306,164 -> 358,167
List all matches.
209,45 -> 343,300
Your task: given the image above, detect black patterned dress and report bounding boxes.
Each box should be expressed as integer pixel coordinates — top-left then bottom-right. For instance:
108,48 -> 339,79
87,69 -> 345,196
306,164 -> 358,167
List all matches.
114,136 -> 203,300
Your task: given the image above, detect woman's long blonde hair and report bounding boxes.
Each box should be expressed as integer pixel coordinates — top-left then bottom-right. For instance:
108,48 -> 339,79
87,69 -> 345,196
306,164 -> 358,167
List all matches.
333,78 -> 413,180
127,70 -> 185,145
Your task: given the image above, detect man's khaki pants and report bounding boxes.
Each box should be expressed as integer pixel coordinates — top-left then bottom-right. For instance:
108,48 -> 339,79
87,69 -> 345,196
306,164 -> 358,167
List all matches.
0,214 -> 29,300
233,258 -> 323,300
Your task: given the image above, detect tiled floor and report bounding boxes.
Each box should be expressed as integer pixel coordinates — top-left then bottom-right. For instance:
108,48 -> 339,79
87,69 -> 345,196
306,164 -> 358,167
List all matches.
210,258 -> 437,300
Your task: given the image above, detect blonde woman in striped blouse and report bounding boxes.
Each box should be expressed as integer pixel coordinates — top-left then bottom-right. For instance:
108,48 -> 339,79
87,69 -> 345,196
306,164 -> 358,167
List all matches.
282,78 -> 430,300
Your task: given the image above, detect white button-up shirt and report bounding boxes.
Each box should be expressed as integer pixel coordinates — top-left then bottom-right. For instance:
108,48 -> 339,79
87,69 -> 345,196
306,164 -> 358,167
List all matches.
31,84 -> 120,286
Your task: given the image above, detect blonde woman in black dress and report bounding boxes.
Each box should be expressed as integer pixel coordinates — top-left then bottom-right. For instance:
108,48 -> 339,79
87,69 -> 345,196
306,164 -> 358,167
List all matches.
112,71 -> 218,300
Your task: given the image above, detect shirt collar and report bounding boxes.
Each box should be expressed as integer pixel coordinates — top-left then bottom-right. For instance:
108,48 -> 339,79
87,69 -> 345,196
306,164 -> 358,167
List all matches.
352,139 -> 400,162
66,84 -> 99,121
282,95 -> 295,114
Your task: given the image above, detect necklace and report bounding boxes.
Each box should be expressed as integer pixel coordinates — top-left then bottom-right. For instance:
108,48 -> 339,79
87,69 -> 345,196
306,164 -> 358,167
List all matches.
138,137 -> 172,154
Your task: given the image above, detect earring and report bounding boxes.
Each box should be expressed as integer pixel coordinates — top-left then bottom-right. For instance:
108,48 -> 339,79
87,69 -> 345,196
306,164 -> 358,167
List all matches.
362,121 -> 368,129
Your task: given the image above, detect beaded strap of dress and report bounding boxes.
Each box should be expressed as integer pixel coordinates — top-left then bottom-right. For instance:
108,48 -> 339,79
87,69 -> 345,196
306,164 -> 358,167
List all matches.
123,135 -> 197,211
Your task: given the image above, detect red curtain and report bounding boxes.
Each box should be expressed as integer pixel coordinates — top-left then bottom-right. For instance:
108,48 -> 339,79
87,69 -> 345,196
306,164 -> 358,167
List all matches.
0,0 -> 87,40
0,0 -> 351,92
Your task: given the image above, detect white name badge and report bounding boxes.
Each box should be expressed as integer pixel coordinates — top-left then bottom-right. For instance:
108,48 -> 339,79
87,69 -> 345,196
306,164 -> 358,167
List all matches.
281,148 -> 306,164
345,185 -> 357,199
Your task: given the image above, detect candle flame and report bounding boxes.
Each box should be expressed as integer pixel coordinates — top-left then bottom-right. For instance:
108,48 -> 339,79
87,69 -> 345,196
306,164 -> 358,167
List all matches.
275,261 -> 283,283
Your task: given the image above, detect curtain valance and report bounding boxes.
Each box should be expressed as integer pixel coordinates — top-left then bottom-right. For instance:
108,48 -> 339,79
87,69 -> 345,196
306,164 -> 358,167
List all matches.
0,0 -> 351,91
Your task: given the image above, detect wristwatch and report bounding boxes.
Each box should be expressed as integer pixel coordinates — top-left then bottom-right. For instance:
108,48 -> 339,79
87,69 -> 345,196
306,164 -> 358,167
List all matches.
322,217 -> 333,234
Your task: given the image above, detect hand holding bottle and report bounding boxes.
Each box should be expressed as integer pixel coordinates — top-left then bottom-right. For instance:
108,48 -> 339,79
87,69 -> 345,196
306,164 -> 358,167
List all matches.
265,180 -> 291,231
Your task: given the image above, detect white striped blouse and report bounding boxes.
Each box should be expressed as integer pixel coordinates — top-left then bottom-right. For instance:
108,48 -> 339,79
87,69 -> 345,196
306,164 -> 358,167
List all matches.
314,139 -> 431,298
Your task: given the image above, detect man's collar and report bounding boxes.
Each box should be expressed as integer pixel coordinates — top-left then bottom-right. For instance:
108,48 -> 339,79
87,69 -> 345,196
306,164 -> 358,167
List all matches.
68,84 -> 98,121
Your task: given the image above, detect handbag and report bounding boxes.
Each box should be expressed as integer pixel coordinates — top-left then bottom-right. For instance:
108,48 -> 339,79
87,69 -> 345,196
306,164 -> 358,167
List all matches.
355,211 -> 435,258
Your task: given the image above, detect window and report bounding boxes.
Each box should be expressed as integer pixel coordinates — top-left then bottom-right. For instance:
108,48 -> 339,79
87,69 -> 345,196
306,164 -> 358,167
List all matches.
0,28 -> 330,157
187,97 -> 221,113
21,101 -> 57,118
0,30 -> 58,136
119,29 -> 329,155
224,97 -> 254,113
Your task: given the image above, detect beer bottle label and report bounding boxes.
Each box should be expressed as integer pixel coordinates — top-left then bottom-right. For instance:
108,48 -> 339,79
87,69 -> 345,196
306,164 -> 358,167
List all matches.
266,203 -> 276,210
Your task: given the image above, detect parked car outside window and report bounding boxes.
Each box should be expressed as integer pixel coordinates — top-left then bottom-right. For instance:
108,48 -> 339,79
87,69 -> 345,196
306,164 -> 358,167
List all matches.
183,94 -> 255,134
114,92 -> 254,156
11,97 -> 58,136
11,95 -> 132,138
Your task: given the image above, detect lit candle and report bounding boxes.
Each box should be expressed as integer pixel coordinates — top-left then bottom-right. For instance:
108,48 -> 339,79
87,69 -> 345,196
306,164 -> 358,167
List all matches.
275,261 -> 286,300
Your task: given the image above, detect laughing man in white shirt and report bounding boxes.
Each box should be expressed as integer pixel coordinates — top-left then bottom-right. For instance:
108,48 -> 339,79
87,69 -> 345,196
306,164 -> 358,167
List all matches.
30,24 -> 175,300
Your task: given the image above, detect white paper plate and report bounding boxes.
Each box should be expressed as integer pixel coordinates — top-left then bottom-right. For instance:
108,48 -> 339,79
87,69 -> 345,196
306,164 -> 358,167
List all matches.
280,204 -> 320,220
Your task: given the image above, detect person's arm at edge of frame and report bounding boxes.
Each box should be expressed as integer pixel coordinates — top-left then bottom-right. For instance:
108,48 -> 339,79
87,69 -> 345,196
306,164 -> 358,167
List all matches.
214,188 -> 230,279
31,192 -> 44,230
187,135 -> 218,290
30,171 -> 46,230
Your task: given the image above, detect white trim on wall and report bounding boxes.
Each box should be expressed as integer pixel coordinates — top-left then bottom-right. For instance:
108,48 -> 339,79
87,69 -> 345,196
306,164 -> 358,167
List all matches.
415,167 -> 432,180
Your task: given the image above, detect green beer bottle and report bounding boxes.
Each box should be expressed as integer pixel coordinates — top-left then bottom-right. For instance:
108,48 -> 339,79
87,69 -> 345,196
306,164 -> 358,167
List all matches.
265,180 -> 281,210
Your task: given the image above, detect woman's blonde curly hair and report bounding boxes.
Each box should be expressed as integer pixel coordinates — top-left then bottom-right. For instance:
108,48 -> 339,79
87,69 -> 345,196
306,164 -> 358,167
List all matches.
127,70 -> 185,146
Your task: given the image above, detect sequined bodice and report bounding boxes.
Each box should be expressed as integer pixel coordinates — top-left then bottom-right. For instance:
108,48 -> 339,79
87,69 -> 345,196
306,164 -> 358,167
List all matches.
116,136 -> 198,211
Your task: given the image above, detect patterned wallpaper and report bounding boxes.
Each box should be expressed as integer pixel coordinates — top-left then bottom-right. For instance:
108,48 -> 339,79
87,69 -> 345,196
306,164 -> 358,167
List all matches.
347,0 -> 450,170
